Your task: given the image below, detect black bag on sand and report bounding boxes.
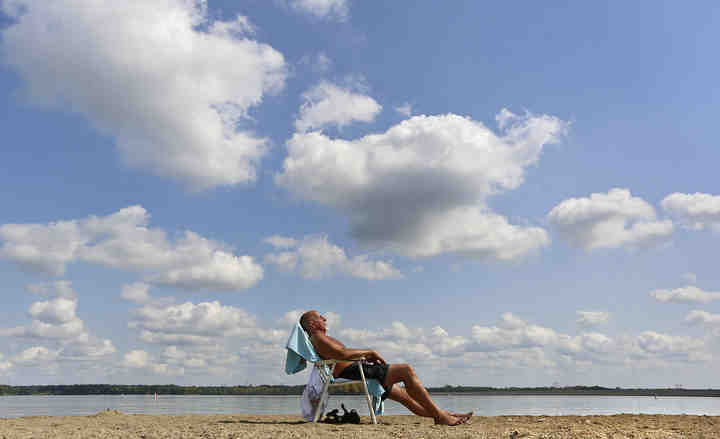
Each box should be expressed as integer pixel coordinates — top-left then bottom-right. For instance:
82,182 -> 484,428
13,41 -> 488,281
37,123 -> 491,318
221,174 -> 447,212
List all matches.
321,403 -> 360,424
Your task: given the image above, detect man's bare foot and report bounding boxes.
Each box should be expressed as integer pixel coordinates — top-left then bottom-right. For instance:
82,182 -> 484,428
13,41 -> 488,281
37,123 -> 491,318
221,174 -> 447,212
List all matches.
450,411 -> 473,419
433,412 -> 466,426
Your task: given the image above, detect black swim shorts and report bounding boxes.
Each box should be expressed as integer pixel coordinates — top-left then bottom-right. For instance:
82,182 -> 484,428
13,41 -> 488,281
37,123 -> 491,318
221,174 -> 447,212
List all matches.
337,362 -> 394,400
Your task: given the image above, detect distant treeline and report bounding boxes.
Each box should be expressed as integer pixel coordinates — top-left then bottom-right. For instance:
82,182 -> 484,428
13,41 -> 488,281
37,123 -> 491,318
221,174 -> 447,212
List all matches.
1,384 -> 719,397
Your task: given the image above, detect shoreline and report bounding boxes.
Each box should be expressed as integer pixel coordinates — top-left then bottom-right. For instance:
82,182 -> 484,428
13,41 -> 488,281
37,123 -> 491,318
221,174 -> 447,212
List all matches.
1,412 -> 718,438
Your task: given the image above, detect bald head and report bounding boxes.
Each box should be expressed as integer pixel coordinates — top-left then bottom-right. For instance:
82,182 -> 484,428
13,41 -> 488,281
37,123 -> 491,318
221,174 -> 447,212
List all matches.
300,310 -> 326,334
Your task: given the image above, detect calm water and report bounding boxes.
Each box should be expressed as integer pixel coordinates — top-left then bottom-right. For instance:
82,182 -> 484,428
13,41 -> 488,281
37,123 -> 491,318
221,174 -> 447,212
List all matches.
2,394 -> 720,418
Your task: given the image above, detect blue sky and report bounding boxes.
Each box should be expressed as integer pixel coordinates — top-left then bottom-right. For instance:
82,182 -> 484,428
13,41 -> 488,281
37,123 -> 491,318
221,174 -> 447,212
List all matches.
1,0 -> 719,388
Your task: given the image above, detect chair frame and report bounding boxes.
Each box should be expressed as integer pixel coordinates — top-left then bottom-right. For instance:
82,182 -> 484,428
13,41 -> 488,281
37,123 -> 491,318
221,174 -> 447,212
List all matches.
311,357 -> 378,424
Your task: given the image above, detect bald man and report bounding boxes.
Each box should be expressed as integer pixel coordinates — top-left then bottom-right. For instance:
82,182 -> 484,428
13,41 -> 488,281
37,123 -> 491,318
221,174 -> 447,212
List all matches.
300,310 -> 471,425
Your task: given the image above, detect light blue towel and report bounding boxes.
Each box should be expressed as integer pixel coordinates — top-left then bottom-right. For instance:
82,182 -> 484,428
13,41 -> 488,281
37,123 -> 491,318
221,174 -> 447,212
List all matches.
284,322 -> 385,415
285,322 -> 319,374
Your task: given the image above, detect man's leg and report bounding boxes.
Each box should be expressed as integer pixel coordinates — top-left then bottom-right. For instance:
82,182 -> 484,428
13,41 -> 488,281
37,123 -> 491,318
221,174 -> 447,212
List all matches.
383,363 -> 469,425
386,386 -> 472,419
385,385 -> 432,417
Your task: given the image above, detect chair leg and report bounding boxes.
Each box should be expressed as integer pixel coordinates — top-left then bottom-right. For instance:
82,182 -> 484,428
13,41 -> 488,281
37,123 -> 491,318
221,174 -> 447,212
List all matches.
313,382 -> 329,422
313,363 -> 335,423
357,362 -> 377,424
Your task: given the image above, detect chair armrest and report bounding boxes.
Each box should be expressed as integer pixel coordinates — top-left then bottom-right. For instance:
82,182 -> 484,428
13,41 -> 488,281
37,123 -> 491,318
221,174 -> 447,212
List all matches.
315,360 -> 338,366
315,357 -> 365,367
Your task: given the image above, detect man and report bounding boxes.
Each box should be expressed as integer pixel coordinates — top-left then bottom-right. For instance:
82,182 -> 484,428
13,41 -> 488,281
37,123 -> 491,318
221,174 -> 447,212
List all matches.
300,310 -> 472,425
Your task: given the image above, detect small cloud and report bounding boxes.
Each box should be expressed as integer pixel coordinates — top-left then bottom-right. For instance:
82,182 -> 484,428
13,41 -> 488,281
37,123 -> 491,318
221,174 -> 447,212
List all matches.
394,103 -> 412,117
286,0 -> 350,21
264,235 -> 299,249
121,283 -> 151,305
650,286 -> 720,304
294,81 -> 381,132
576,311 -> 610,328
265,235 -> 402,280
686,310 -> 720,326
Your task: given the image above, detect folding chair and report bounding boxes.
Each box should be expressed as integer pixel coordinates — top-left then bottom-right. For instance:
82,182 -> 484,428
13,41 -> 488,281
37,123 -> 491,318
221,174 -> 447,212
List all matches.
285,322 -> 383,424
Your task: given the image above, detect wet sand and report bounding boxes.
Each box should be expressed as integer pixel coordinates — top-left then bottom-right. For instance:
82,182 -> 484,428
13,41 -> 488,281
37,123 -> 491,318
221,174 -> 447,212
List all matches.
1,411 -> 718,438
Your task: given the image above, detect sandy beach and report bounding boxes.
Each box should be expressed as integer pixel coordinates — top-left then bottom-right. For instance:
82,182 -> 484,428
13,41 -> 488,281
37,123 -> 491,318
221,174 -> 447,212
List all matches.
1,411 -> 718,438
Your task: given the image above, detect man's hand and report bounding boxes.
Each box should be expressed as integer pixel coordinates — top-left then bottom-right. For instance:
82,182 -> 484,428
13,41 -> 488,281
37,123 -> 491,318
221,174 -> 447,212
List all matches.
364,350 -> 386,365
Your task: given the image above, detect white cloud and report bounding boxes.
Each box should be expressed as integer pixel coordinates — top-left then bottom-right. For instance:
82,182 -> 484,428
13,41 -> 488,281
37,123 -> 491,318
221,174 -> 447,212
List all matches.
123,350 -> 150,369
264,235 -> 298,249
685,310 -> 720,326
279,310 -> 304,328
547,188 -> 673,250
1,284 -> 115,364
1,0 -> 286,190
123,349 -> 185,375
60,339 -> 116,360
149,252 -> 263,291
576,311 -> 610,328
28,297 -> 77,325
631,331 -> 706,361
661,192 -> 720,232
650,286 -> 720,304
278,110 -> 566,259
129,301 -> 261,345
0,355 -> 11,373
4,318 -> 86,340
121,283 -> 152,305
470,313 -> 564,352
295,81 -> 381,132
334,313 -> 711,374
4,292 -> 86,341
394,103 -> 412,117
12,346 -> 58,365
264,235 -> 402,280
163,346 -> 188,361
0,206 -> 263,291
287,0 -> 349,21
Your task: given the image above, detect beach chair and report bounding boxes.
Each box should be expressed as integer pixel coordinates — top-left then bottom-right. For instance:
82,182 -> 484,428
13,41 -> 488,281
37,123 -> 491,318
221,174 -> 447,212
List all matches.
285,322 -> 383,424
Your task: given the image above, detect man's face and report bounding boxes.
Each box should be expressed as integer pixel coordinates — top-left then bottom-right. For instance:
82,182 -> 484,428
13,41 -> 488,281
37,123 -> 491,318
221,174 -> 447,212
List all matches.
308,311 -> 327,332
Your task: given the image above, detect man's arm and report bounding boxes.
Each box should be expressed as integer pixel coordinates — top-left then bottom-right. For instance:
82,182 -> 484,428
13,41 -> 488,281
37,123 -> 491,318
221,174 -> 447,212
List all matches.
312,332 -> 386,364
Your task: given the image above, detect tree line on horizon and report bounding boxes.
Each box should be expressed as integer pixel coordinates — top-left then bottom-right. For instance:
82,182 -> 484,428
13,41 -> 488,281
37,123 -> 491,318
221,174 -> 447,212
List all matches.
1,384 -> 718,397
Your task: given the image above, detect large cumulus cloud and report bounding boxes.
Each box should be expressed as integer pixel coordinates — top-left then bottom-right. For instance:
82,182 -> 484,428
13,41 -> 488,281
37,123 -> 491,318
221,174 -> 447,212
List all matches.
1,0 -> 286,190
277,109 -> 567,259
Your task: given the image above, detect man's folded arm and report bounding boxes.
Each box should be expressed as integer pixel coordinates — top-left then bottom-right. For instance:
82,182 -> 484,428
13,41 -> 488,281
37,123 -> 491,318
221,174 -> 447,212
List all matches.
313,333 -> 385,364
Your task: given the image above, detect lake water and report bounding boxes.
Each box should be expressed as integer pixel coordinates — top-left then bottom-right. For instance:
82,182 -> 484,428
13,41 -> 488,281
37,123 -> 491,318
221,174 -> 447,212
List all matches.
2,394 -> 720,419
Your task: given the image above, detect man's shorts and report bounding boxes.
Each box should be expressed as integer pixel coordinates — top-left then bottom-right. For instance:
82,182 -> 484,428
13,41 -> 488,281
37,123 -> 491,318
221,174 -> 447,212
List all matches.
338,362 -> 394,400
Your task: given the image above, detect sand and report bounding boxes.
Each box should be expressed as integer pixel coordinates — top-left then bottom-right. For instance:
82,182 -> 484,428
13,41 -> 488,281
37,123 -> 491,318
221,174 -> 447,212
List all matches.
1,411 -> 718,438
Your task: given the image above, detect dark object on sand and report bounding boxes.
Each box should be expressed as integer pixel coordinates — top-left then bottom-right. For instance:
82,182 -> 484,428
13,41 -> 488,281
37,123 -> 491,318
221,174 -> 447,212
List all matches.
321,404 -> 361,424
